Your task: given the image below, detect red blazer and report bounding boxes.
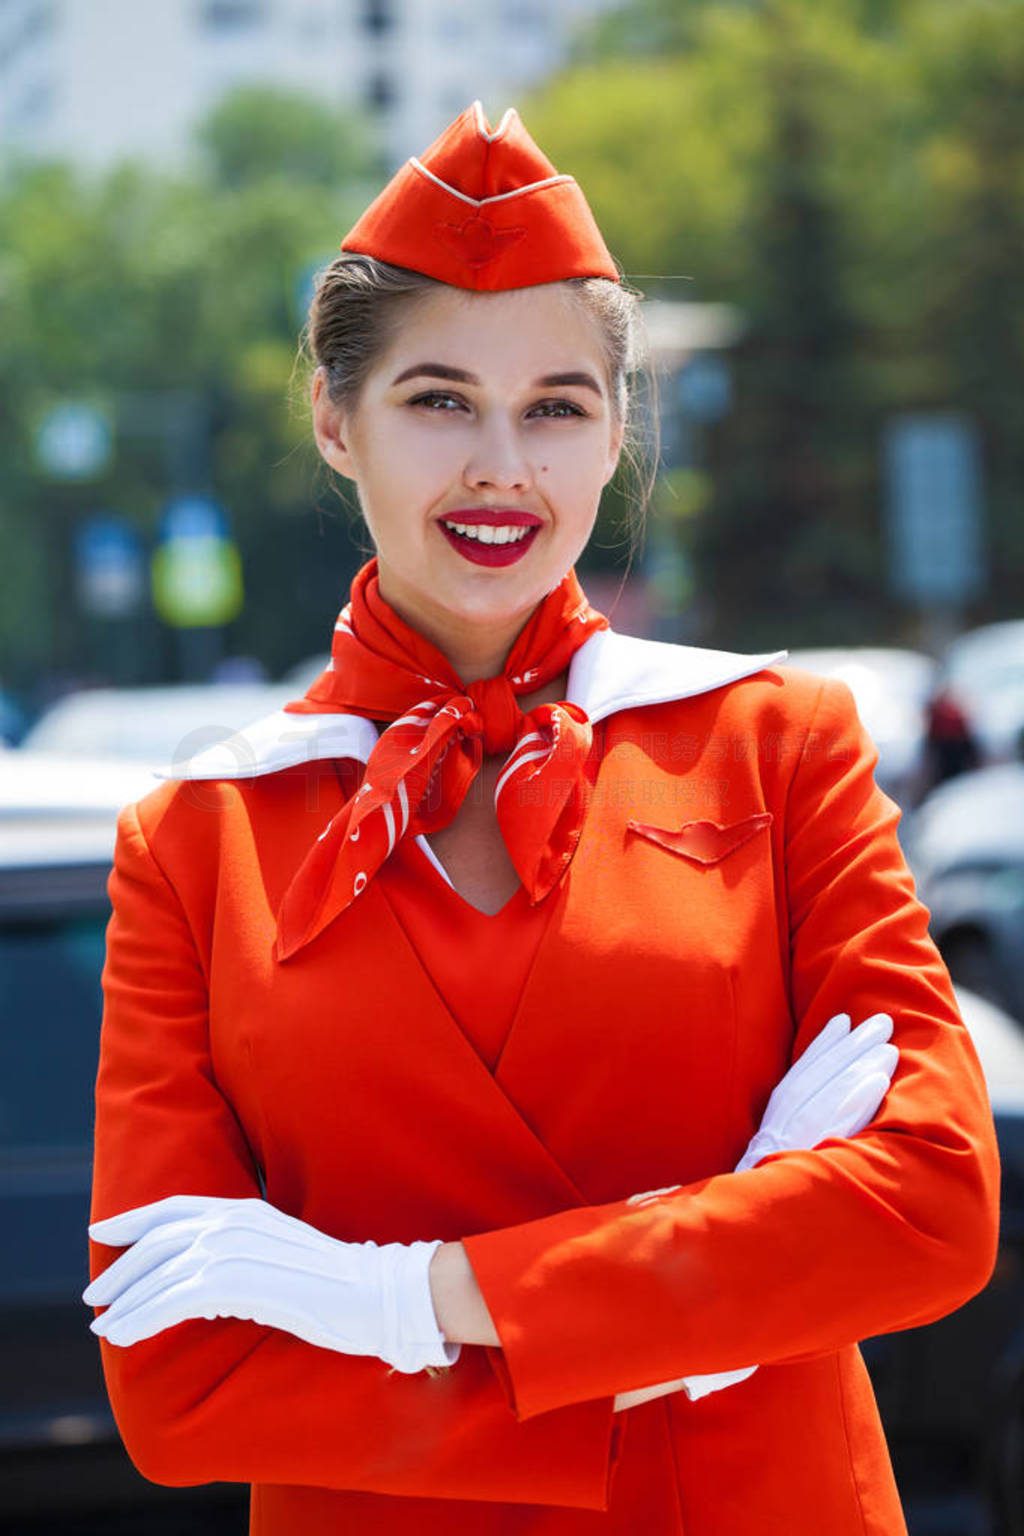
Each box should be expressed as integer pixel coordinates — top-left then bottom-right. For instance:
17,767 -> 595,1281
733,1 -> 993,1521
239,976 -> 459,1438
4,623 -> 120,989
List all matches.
88,639 -> 1000,1536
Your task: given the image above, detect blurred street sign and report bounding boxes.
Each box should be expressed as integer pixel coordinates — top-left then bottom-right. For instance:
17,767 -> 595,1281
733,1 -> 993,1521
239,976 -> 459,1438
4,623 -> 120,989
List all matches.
34,401 -> 113,480
151,496 -> 243,628
159,496 -> 228,543
676,353 -> 732,423
883,413 -> 986,607
74,514 -> 145,617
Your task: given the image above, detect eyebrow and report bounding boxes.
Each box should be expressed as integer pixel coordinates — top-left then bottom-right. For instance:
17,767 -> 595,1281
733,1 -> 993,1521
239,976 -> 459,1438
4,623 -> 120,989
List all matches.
390,362 -> 604,397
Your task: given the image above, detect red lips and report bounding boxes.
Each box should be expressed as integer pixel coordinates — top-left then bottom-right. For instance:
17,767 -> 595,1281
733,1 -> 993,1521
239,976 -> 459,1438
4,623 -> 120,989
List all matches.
438,520 -> 540,567
440,509 -> 543,527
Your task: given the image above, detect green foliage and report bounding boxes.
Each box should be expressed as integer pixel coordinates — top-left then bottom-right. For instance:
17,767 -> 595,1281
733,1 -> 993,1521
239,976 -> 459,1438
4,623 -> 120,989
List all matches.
528,0 -> 1024,646
0,90 -> 373,698
197,85 -> 379,189
3,4 -> 1023,699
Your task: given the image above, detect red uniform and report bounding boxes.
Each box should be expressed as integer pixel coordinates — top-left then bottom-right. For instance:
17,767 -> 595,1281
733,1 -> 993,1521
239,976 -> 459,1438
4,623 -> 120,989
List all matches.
88,631 -> 1000,1534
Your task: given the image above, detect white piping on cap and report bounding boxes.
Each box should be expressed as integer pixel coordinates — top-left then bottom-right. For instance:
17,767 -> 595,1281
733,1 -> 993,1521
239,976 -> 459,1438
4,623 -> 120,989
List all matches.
409,158 -> 573,209
472,100 -> 517,143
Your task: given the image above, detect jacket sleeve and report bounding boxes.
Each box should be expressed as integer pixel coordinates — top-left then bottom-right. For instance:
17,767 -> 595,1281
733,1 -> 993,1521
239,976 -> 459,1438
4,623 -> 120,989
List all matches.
88,799 -> 618,1505
461,678 -> 1002,1421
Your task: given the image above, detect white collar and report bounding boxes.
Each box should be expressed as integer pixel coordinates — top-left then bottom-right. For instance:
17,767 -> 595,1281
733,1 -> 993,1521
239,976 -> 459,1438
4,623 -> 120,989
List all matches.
152,629 -> 787,782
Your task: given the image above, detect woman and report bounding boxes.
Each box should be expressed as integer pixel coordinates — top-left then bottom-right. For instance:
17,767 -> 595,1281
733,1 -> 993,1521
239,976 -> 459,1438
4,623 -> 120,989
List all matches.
84,102 -> 999,1535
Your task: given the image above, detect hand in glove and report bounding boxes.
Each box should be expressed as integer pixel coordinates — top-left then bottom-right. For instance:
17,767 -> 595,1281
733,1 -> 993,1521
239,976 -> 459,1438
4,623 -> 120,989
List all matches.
733,1009 -> 896,1173
616,1011 -> 898,1410
84,1194 -> 459,1375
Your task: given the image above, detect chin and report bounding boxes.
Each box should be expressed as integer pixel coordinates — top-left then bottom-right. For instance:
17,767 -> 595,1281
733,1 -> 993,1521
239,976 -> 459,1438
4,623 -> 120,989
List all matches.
445,577 -> 548,622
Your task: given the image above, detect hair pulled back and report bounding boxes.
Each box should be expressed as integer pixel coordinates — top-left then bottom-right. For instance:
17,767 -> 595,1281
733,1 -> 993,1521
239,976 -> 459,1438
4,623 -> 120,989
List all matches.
297,253 -> 658,565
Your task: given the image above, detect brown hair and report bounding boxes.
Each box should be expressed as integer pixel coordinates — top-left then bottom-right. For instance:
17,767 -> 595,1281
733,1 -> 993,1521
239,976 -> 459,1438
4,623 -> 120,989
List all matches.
297,253 -> 659,567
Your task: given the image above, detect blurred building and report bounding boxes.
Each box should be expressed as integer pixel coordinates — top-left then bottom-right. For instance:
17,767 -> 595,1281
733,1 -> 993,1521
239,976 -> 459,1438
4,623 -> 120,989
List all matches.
0,0 -> 619,172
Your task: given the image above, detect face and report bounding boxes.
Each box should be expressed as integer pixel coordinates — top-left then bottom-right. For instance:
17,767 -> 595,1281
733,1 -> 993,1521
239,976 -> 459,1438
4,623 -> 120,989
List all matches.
312,283 -> 624,671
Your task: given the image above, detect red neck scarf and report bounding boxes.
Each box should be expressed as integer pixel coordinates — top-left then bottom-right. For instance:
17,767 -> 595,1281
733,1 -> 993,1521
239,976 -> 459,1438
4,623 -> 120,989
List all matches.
273,558 -> 608,961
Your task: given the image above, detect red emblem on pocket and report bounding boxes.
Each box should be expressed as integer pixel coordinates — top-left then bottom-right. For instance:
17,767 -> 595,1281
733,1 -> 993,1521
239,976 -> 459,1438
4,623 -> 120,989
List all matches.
627,812 -> 773,865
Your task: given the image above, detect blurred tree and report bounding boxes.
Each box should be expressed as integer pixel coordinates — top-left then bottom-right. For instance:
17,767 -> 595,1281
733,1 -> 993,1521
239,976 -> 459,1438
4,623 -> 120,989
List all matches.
528,0 -> 899,642
3,4 -> 1023,697
528,0 -> 1024,646
197,86 -> 379,190
0,91 -> 376,700
571,0 -> 918,62
695,1 -> 893,646
906,1 -> 1024,613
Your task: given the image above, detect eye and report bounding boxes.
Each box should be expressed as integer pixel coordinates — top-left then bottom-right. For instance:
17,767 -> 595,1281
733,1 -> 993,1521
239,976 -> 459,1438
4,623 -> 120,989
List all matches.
408,390 -> 466,412
528,399 -> 588,420
406,391 -> 588,419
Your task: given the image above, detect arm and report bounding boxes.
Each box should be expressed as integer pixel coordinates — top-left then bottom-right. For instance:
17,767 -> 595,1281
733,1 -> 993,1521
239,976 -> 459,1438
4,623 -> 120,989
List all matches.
88,800 -> 617,1507
430,1241 -> 500,1344
432,1006 -> 898,1410
458,679 -> 1001,1421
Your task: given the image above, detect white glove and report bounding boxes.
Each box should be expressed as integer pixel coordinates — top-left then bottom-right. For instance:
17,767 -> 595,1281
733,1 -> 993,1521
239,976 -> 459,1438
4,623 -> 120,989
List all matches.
84,1194 -> 460,1375
733,1010 -> 896,1173
654,1011 -> 897,1405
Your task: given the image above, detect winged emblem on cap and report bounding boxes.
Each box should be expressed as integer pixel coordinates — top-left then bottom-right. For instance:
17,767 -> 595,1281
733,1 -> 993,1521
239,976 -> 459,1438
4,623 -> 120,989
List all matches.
433,214 -> 526,268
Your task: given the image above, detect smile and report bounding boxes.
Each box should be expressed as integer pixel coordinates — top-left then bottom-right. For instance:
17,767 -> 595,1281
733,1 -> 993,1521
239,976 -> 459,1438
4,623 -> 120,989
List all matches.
441,521 -> 533,545
438,519 -> 541,567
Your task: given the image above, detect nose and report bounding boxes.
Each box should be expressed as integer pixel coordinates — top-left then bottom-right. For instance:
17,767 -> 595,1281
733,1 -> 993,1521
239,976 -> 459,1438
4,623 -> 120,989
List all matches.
462,412 -> 533,494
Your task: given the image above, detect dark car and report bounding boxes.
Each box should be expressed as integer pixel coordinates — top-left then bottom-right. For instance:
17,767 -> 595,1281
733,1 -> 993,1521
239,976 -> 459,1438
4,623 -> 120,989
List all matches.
924,621 -> 1024,791
860,988 -> 1024,1535
0,751 -> 246,1530
904,764 -> 1024,1024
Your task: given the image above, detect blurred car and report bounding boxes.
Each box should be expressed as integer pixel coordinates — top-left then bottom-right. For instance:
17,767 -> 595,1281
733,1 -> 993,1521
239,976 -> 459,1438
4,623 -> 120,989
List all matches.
279,653 -> 329,692
785,647 -> 938,807
904,764 -> 1024,1024
925,621 -> 1024,789
0,685 -> 29,747
19,682 -> 297,771
861,987 -> 1024,1535
0,751 -> 246,1526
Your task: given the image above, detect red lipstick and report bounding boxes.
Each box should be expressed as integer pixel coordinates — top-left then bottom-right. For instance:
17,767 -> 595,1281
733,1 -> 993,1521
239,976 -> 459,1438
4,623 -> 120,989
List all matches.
437,509 -> 542,567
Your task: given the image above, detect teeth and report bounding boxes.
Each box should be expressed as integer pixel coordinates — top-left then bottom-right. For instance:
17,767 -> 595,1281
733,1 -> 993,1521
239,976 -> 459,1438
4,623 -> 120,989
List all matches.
443,521 -> 534,544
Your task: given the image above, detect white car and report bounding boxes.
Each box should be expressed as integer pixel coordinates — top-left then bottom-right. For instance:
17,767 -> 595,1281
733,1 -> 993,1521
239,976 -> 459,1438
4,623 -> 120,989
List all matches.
784,647 -> 937,807
19,682 -> 298,774
0,750 -> 159,869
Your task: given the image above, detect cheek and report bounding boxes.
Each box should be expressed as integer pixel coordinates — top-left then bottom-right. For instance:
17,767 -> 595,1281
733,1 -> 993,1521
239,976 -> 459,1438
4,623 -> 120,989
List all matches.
361,424 -> 450,503
546,447 -> 608,510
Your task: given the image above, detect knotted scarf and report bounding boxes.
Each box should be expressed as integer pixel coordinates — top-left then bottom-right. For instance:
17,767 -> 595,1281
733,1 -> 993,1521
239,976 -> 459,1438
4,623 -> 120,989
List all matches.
273,558 -> 608,961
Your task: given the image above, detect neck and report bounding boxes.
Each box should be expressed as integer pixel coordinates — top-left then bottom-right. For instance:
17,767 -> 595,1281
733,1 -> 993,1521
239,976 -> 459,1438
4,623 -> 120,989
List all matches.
440,631 -> 518,685
377,572 -> 536,685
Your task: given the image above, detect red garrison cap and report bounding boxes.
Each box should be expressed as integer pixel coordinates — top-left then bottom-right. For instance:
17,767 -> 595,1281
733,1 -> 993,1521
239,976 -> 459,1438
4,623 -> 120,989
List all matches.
340,100 -> 619,292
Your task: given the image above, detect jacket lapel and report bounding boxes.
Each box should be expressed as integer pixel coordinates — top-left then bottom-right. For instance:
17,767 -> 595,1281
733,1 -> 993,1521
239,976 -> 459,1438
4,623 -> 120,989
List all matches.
244,866 -> 593,1232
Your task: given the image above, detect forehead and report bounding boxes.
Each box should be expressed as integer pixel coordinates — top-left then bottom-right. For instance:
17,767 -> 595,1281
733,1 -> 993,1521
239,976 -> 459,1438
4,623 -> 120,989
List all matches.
375,283 -> 607,386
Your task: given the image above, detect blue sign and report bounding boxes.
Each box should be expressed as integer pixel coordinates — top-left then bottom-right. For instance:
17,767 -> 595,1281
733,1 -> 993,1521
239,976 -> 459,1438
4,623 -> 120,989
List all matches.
676,353 -> 732,423
883,414 -> 986,607
74,514 -> 144,617
159,496 -> 229,543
